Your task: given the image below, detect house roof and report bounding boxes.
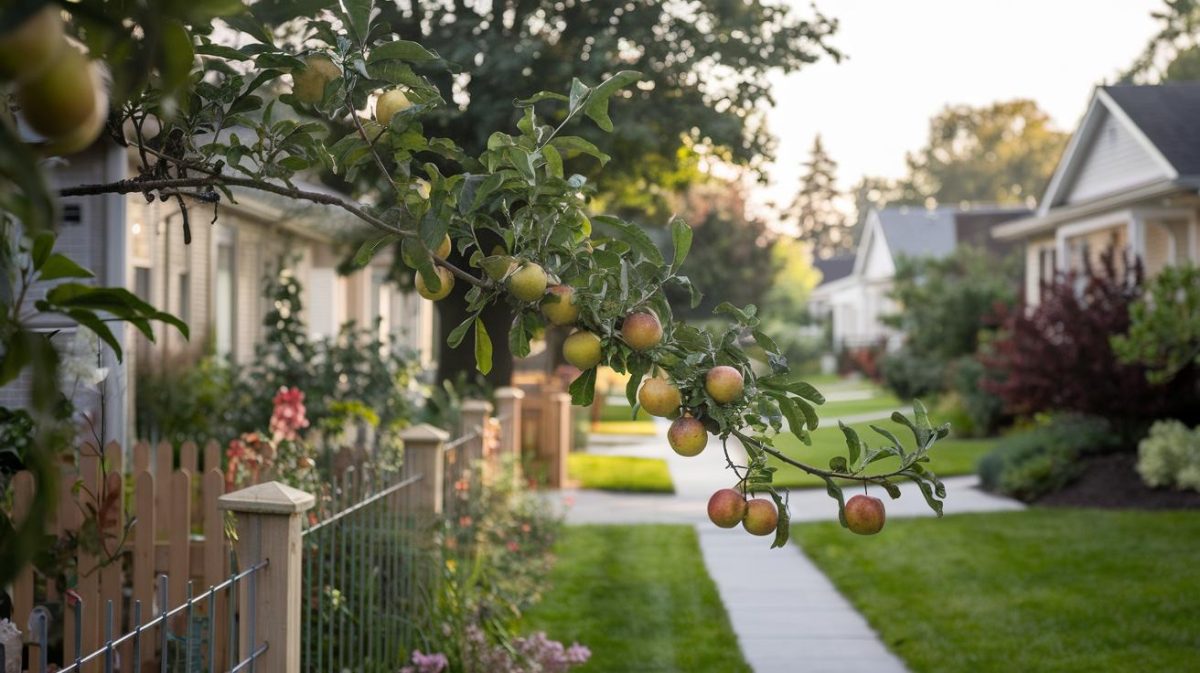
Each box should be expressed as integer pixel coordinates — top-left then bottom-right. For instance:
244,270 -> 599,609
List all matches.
813,253 -> 855,286
1102,83 -> 1200,176
875,206 -> 958,260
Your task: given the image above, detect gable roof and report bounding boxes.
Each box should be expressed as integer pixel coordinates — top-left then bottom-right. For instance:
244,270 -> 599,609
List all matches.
875,206 -> 958,259
813,253 -> 855,287
1102,83 -> 1200,177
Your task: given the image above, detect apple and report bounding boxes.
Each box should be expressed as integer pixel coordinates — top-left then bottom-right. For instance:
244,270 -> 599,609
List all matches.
18,45 -> 97,140
562,330 -> 602,369
291,55 -> 340,103
434,233 -> 451,258
483,255 -> 517,281
638,378 -> 681,417
42,63 -> 108,156
375,88 -> 412,125
621,311 -> 663,351
507,262 -> 547,302
705,365 -> 744,404
707,489 -> 748,528
542,285 -> 580,326
668,416 -> 708,457
742,498 -> 778,536
413,178 -> 433,201
844,494 -> 886,535
0,6 -> 64,83
415,267 -> 454,301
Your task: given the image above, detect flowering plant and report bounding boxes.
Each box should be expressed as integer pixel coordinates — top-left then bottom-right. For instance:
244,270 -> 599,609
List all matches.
225,387 -> 319,494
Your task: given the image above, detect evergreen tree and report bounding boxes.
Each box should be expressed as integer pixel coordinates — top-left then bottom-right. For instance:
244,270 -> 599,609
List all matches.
789,135 -> 852,259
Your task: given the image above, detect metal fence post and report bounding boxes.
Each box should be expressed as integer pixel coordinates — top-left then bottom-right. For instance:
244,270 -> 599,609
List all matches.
460,399 -> 493,480
494,387 -> 524,486
398,424 -> 448,516
219,481 -> 315,673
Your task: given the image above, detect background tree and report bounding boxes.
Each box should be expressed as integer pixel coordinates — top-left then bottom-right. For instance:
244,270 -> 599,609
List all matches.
897,100 -> 1068,206
665,179 -> 779,321
1122,0 -> 1200,82
357,0 -> 842,385
789,135 -> 852,259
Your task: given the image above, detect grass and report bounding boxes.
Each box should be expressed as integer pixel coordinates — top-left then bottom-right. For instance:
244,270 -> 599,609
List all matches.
523,525 -> 752,672
591,420 -> 657,436
567,453 -> 675,493
597,401 -> 653,422
793,509 -> 1200,672
768,420 -> 997,488
816,390 -> 905,419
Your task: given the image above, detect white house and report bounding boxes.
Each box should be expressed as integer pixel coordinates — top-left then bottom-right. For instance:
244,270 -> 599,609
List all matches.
0,141 -> 436,447
810,205 -> 1026,350
993,83 -> 1200,300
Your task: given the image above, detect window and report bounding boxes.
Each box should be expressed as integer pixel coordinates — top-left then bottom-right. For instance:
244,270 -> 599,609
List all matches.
178,272 -> 191,324
215,237 -> 236,358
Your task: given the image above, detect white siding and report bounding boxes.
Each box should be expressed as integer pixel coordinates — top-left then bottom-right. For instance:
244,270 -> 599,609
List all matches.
862,229 -> 895,280
1065,112 -> 1166,204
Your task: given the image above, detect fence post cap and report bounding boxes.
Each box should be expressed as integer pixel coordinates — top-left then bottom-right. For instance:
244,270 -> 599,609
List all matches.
398,423 -> 451,443
495,387 -> 525,400
218,480 -> 316,514
461,399 -> 493,413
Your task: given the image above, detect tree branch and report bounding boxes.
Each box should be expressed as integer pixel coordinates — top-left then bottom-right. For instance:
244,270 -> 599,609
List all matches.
58,175 -> 492,289
730,428 -> 913,485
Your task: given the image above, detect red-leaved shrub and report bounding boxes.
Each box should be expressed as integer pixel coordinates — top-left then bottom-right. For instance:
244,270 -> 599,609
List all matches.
982,251 -> 1178,422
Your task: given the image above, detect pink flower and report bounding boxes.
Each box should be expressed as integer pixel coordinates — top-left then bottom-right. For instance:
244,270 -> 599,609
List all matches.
269,386 -> 309,441
506,541 -> 519,553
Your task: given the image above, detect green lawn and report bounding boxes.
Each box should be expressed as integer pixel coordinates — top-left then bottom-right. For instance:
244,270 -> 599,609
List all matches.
567,453 -> 675,493
793,509 -> 1200,672
768,420 -> 996,488
816,390 -> 904,419
598,400 -> 653,422
523,525 -> 751,673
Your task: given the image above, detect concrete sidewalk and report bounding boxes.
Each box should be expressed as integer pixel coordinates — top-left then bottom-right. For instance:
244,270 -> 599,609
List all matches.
560,417 -> 1024,673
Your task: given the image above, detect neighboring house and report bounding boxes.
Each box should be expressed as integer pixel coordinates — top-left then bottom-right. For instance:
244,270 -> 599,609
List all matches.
810,205 -> 1027,350
1,141 -> 436,447
993,83 -> 1200,302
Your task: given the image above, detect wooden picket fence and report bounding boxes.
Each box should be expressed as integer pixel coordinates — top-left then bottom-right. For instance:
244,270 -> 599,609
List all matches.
8,439 -> 229,672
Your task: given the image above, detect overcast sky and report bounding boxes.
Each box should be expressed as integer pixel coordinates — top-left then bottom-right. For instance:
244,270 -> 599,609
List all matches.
754,0 -> 1164,214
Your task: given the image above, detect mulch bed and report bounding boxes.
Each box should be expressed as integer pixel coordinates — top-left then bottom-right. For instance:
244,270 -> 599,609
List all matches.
1036,453 -> 1200,510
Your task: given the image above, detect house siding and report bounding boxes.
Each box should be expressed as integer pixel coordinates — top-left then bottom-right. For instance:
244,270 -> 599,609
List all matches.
1066,112 -> 1165,204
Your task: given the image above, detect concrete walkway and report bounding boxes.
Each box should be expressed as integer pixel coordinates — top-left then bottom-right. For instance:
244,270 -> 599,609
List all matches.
562,416 -> 1024,673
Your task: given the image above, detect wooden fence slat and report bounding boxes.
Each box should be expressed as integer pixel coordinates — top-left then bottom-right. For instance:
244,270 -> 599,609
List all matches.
133,470 -> 156,671
168,469 -> 192,628
77,448 -> 102,673
100,441 -> 126,666
133,440 -> 150,474
204,439 -> 221,473
203,467 -> 228,667
154,442 -> 172,540
11,471 -> 35,630
181,440 -> 198,475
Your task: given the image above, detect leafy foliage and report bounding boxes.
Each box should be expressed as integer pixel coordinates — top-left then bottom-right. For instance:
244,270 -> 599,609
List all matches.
789,135 -> 852,259
1136,419 -> 1200,492
981,251 -> 1189,423
1122,0 -> 1200,82
1111,264 -> 1200,384
976,414 -> 1124,501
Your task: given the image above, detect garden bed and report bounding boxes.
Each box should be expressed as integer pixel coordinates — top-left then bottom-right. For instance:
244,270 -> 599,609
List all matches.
566,454 -> 675,493
1037,453 -> 1200,510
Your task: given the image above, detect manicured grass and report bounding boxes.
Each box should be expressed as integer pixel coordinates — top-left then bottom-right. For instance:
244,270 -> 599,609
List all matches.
816,390 -> 904,419
523,525 -> 751,673
567,453 -> 675,493
768,420 -> 996,488
597,400 -> 653,422
591,420 -> 658,436
793,509 -> 1200,672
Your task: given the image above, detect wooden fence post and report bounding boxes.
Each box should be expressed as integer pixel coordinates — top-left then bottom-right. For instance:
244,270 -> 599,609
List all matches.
494,387 -> 524,486
460,399 -> 492,479
218,481 -> 315,673
539,391 -> 571,488
398,424 -> 448,516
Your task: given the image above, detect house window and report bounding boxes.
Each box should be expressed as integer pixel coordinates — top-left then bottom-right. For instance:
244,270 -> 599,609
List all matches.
215,240 -> 236,358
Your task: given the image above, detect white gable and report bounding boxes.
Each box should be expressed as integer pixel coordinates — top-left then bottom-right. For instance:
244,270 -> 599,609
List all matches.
1064,109 -> 1167,204
862,224 -> 895,280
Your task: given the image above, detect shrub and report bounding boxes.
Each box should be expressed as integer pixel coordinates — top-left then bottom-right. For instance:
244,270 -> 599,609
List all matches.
1112,264 -> 1200,384
977,415 -> 1124,501
948,355 -> 1008,436
881,349 -> 945,399
982,251 -> 1182,424
1137,420 -> 1200,492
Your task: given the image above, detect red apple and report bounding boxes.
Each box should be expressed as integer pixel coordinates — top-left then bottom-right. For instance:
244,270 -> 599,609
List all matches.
707,489 -> 748,528
844,494 -> 886,535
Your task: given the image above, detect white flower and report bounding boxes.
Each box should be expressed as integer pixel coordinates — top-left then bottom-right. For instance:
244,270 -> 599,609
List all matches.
57,327 -> 110,389
0,618 -> 21,673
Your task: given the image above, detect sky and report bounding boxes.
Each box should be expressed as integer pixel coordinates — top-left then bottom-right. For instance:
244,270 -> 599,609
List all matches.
755,0 -> 1164,215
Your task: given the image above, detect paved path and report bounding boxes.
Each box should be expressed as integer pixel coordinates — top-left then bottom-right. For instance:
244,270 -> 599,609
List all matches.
561,416 -> 1024,673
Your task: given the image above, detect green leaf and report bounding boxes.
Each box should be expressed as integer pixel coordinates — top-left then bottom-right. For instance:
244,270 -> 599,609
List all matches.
542,144 -> 563,179
64,310 -> 123,361
31,232 -> 54,268
549,136 -> 610,165
508,313 -> 533,358
569,367 -> 598,406
758,373 -> 826,404
37,254 -> 94,281
583,70 -> 641,132
767,489 -> 791,549
774,395 -> 808,443
792,396 -> 819,430
341,0 -> 374,44
625,360 -> 647,409
352,234 -> 400,268
474,318 -> 492,375
823,476 -> 848,528
447,315 -> 474,349
568,78 -> 590,114
368,40 -> 439,64
839,421 -> 862,467
506,147 -> 536,183
828,456 -> 848,472
669,216 -> 692,273
591,216 -> 664,265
